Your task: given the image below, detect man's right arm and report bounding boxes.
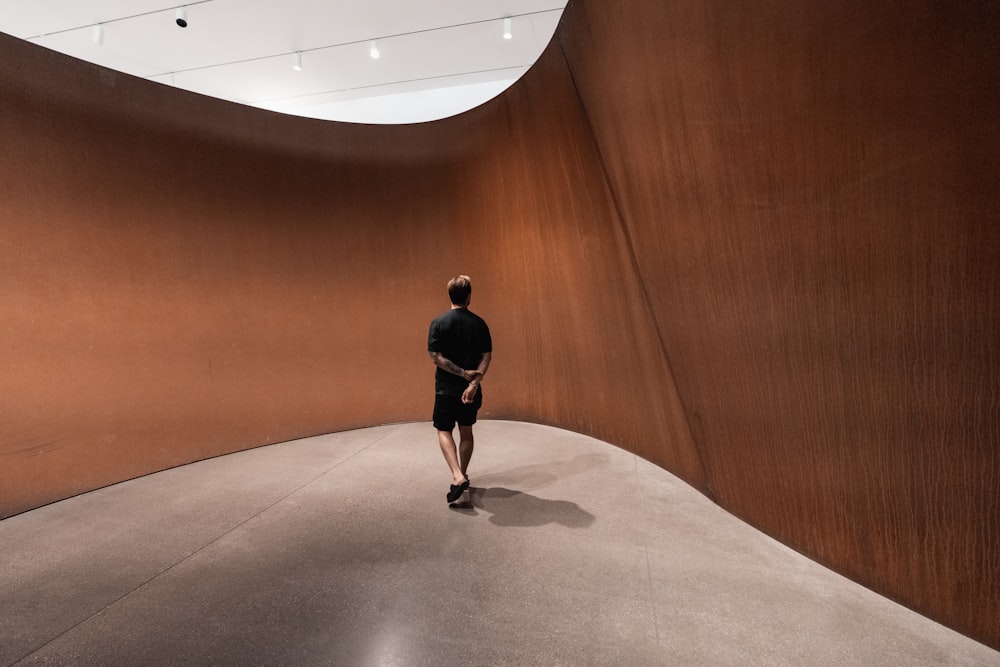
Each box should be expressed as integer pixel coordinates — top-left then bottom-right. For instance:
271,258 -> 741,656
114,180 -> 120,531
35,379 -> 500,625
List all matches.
468,351 -> 491,387
461,351 -> 492,403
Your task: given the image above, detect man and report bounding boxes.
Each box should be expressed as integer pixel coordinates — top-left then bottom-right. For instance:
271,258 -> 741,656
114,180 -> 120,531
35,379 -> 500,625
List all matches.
427,275 -> 492,504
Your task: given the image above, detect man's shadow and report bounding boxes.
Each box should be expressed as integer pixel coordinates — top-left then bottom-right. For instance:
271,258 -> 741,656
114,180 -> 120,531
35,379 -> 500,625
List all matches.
450,486 -> 595,529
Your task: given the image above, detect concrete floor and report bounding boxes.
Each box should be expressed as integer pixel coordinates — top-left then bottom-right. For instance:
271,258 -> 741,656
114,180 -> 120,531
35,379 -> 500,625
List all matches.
1,420 -> 997,666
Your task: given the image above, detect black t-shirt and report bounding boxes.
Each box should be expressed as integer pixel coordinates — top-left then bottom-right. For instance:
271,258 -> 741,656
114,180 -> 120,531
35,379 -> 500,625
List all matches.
427,308 -> 492,396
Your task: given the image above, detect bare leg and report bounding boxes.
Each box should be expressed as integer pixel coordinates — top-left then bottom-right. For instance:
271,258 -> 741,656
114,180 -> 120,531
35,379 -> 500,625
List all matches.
437,429 -> 467,486
458,424 -> 474,479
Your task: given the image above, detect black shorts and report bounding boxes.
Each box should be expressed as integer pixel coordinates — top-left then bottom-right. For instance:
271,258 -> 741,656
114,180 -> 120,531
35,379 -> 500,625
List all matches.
433,390 -> 483,431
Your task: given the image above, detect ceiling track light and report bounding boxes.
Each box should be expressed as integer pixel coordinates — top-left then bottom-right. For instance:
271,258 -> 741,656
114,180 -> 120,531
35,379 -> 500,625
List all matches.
175,7 -> 188,28
292,52 -> 303,71
502,16 -> 513,40
369,39 -> 380,59
92,24 -> 104,45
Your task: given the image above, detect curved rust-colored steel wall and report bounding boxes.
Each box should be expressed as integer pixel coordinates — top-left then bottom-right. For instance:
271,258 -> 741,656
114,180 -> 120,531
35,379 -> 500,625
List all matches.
0,34 -> 702,520
559,0 -> 999,648
1,0 -> 998,649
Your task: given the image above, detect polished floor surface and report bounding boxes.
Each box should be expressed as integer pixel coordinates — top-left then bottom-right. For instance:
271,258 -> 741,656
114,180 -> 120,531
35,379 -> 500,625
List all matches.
2,421 -> 997,666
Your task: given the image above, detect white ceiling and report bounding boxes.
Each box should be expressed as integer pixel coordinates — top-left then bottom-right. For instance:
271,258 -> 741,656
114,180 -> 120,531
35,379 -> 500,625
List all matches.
1,0 -> 567,124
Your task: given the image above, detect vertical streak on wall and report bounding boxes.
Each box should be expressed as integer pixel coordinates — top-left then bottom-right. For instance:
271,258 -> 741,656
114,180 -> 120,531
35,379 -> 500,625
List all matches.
432,41 -> 708,489
553,30 -> 711,498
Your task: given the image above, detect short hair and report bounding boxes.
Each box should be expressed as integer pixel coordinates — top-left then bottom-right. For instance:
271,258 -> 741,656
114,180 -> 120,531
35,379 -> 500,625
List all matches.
447,275 -> 472,305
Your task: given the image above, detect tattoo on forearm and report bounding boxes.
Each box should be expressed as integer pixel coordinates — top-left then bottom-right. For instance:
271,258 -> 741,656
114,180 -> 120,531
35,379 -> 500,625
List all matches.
432,353 -> 466,377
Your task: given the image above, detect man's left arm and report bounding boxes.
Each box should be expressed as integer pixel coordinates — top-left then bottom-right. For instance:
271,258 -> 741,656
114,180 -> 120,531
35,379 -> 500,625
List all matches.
429,351 -> 482,382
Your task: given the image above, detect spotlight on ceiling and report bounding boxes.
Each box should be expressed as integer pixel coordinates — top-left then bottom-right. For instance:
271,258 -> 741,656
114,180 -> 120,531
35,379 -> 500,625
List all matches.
369,39 -> 380,59
503,16 -> 513,40
91,24 -> 104,45
175,7 -> 188,28
292,52 -> 303,71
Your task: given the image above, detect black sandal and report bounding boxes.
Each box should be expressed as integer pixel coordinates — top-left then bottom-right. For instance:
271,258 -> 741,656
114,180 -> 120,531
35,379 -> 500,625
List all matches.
446,480 -> 469,503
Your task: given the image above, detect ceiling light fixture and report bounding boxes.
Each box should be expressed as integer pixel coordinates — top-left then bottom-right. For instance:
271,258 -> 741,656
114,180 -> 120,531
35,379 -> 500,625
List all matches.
369,39 -> 380,59
175,7 -> 188,28
292,52 -> 303,71
91,24 -> 104,45
502,16 -> 513,40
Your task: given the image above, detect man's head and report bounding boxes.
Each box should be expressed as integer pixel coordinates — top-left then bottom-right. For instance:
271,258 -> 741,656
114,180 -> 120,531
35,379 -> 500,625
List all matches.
447,275 -> 472,306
